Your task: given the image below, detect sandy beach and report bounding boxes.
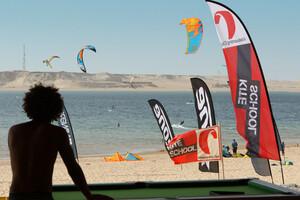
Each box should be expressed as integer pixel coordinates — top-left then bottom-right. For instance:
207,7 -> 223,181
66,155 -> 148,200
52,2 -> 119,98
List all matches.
1,146 -> 299,197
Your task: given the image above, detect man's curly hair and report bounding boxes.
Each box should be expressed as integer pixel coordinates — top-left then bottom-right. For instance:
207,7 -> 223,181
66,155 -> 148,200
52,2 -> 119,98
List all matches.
23,83 -> 64,122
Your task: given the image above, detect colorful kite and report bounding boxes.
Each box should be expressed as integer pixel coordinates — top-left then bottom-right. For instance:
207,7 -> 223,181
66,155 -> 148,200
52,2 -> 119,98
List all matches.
42,56 -> 60,68
77,45 -> 96,73
180,18 -> 203,54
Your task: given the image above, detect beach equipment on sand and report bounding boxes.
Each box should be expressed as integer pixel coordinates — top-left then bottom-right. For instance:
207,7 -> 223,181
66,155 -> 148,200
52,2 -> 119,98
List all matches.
124,152 -> 144,161
242,154 -> 250,158
232,153 -> 246,158
104,152 -> 143,162
282,160 -> 293,166
104,152 -> 125,162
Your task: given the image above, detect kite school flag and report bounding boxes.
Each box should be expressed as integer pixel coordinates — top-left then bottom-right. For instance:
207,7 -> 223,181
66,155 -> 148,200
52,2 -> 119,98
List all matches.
58,104 -> 78,160
148,99 -> 175,157
167,126 -> 221,165
191,78 -> 219,173
206,0 -> 281,160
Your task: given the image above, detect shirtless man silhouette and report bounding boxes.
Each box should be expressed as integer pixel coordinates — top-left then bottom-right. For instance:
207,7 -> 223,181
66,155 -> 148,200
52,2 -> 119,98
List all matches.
8,84 -> 113,200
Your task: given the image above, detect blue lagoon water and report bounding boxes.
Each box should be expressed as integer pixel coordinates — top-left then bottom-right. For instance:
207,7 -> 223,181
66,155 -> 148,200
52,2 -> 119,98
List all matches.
0,91 -> 299,158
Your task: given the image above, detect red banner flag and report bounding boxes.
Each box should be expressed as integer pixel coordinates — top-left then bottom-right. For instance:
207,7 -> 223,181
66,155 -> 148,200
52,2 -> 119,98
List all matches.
207,0 -> 280,160
167,126 -> 221,165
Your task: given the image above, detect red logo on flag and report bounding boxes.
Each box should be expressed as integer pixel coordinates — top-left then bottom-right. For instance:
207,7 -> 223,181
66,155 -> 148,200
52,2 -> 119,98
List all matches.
214,11 -> 236,39
198,129 -> 217,154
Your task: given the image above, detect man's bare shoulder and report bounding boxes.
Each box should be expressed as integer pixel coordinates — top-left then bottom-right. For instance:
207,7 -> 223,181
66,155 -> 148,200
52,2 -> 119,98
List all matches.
50,124 -> 68,137
9,122 -> 66,134
9,122 -> 31,133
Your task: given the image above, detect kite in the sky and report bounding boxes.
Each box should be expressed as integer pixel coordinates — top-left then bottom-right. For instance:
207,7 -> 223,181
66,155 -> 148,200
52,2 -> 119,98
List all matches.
180,18 -> 203,54
42,56 -> 60,68
77,45 -> 96,73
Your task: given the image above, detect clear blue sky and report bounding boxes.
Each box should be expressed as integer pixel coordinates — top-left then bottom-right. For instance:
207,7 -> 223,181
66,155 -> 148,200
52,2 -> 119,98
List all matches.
0,0 -> 299,80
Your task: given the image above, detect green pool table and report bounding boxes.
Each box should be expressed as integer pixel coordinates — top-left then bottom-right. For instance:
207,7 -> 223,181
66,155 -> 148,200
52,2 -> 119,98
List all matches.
52,178 -> 300,200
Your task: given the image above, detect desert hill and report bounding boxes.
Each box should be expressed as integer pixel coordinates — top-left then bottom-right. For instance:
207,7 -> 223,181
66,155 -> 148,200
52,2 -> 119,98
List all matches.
0,71 -> 299,92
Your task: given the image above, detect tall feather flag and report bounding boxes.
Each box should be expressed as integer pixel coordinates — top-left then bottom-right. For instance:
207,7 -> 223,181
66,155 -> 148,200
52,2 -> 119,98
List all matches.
58,104 -> 78,160
191,78 -> 219,173
148,99 -> 175,157
206,0 -> 281,161
206,0 -> 280,178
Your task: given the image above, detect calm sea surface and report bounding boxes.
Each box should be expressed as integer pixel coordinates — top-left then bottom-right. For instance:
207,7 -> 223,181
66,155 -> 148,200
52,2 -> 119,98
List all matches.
1,91 -> 299,158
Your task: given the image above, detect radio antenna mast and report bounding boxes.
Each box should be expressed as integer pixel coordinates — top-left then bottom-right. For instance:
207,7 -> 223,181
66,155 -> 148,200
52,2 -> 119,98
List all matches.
22,44 -> 26,71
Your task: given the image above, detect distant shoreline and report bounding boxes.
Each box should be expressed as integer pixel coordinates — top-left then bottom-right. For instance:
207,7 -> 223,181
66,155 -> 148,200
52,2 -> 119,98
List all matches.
0,71 -> 299,92
0,87 -> 300,93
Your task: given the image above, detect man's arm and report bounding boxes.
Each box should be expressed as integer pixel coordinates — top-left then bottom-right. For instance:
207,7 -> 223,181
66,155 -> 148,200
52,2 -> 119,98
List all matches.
8,126 -> 15,150
57,129 -> 93,200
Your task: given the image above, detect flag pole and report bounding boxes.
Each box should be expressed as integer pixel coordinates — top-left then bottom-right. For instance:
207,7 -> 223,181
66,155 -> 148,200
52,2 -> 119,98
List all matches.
279,161 -> 285,184
267,159 -> 274,184
273,120 -> 285,184
278,156 -> 285,184
218,122 -> 225,179
217,161 -> 220,180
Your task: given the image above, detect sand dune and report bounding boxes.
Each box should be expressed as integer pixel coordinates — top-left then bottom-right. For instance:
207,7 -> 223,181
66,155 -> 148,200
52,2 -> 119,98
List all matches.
0,71 -> 299,92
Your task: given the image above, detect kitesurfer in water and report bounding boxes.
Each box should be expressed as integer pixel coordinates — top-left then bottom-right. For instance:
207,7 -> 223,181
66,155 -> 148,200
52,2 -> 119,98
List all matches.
8,83 -> 113,200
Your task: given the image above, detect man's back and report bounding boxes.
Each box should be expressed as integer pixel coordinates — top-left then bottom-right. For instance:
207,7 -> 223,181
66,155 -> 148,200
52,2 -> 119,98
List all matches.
9,121 -> 64,193
8,84 -> 113,200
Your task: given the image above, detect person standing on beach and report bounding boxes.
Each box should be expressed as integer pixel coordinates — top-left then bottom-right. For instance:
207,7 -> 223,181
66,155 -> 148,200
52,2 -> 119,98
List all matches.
232,139 -> 238,156
281,141 -> 285,159
8,84 -> 113,200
